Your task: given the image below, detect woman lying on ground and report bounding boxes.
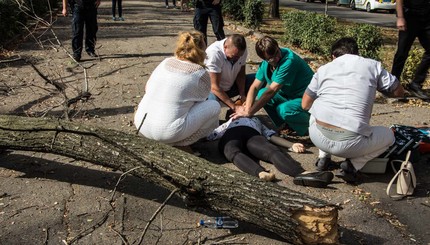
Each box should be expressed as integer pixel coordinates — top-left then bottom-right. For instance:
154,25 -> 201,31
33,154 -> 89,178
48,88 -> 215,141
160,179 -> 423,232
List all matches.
207,116 -> 334,187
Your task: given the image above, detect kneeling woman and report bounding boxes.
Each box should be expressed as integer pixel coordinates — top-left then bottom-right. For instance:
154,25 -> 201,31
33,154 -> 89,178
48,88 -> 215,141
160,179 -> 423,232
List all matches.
208,117 -> 333,187
134,31 -> 220,146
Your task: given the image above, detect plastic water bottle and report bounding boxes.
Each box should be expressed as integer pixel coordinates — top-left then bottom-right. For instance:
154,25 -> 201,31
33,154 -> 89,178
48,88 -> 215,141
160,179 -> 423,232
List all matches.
198,216 -> 239,229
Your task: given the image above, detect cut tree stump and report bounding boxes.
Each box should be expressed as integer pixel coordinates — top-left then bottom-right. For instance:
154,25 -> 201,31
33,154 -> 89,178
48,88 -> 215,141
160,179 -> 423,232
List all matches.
0,115 -> 339,244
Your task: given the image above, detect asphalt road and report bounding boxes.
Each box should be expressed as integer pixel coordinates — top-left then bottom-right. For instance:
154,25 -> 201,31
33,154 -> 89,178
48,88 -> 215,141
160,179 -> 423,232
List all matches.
279,0 -> 397,28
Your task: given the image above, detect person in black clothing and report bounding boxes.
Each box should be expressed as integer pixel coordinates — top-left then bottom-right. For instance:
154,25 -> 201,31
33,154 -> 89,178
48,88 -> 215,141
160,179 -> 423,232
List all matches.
62,0 -> 100,61
391,0 -> 430,100
193,0 -> 225,45
112,0 -> 124,21
165,0 -> 177,9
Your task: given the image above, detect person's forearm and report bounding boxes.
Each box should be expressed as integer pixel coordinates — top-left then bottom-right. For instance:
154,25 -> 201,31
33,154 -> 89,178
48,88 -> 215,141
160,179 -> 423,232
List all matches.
247,89 -> 276,116
245,85 -> 257,111
236,66 -> 246,98
62,0 -> 68,16
210,72 -> 236,110
390,82 -> 405,98
213,88 -> 235,110
396,0 -> 404,17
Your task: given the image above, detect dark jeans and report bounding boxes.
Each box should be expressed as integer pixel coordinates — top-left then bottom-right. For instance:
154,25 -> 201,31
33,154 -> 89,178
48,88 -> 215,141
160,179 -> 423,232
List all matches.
227,73 -> 260,97
193,2 -> 225,45
112,0 -> 122,17
72,4 -> 98,57
165,0 -> 176,6
392,14 -> 430,86
219,126 -> 304,177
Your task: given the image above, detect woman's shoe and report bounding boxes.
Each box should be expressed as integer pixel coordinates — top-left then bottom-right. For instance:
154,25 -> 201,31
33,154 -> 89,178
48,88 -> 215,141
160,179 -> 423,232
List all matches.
293,171 -> 334,188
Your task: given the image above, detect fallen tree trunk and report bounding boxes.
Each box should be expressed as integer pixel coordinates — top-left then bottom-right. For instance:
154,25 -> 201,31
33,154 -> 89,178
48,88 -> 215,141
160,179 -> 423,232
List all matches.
0,115 -> 339,244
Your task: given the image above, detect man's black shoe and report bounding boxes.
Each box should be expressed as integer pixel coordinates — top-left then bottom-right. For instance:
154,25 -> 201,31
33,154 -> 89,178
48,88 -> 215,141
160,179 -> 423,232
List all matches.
336,159 -> 359,183
315,157 -> 333,171
340,159 -> 355,173
293,171 -> 334,188
335,169 -> 359,184
407,83 -> 430,100
73,55 -> 81,62
87,51 -> 98,58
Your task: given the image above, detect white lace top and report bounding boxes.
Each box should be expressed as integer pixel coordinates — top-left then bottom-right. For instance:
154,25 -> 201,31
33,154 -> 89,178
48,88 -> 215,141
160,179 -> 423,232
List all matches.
134,57 -> 220,145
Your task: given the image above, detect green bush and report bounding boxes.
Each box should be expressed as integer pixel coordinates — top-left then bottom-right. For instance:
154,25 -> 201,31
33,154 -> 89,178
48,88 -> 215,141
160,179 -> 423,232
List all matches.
243,0 -> 264,29
282,10 -> 383,59
282,11 -> 338,56
222,0 -> 245,21
401,47 -> 424,84
282,11 -> 307,47
346,24 -> 382,60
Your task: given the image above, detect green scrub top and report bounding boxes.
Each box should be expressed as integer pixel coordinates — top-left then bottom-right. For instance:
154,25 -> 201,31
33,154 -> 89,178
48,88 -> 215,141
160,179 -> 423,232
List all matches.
255,48 -> 314,99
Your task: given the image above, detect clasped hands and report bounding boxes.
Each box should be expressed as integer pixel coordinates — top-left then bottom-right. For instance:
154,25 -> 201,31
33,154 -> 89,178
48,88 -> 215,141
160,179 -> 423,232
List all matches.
230,104 -> 251,120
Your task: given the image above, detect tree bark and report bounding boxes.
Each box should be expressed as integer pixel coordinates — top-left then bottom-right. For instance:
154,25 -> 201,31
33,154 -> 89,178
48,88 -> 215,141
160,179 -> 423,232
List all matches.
270,0 -> 280,19
0,115 -> 339,244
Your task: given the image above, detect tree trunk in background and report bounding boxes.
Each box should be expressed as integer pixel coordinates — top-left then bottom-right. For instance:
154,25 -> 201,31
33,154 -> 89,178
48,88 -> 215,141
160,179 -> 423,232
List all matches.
0,115 -> 339,244
270,0 -> 280,18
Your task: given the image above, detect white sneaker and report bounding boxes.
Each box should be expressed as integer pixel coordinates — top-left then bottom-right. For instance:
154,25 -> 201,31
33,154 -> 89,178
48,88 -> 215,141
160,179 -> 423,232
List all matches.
165,5 -> 169,8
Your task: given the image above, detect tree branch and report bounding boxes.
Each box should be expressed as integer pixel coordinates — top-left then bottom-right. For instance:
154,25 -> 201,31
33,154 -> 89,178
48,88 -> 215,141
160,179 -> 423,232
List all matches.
0,115 -> 339,244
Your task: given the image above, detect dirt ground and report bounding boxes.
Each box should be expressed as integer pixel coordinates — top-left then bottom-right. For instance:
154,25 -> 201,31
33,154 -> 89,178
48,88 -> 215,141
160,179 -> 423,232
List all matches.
1,0 -> 430,244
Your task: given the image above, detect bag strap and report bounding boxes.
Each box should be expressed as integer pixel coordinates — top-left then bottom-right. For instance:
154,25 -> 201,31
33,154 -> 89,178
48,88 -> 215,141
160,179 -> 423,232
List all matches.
386,168 -> 404,198
386,151 -> 414,198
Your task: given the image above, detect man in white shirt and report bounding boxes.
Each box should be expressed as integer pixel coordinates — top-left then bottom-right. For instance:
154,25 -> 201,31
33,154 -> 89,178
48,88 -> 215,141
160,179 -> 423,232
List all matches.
206,34 -> 250,113
302,37 -> 405,183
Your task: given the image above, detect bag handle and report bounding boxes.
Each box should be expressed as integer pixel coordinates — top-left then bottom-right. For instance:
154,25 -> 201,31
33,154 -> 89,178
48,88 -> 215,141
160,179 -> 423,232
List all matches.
386,151 -> 415,198
390,151 -> 411,173
386,168 -> 404,198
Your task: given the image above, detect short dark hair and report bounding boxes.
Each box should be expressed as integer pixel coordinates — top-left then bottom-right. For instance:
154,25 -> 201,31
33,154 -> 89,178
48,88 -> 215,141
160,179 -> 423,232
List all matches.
331,37 -> 359,58
255,36 -> 279,60
229,34 -> 247,51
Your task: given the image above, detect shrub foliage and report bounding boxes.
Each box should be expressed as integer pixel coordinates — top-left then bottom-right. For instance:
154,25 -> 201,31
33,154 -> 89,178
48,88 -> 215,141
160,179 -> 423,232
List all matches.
222,0 -> 263,29
282,10 -> 382,60
346,24 -> 382,60
243,0 -> 264,29
222,0 -> 245,21
401,47 -> 425,84
282,11 -> 338,56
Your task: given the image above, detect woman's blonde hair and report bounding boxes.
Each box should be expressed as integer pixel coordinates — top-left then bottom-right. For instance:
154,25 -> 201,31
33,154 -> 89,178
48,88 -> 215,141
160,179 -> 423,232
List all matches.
175,31 -> 206,67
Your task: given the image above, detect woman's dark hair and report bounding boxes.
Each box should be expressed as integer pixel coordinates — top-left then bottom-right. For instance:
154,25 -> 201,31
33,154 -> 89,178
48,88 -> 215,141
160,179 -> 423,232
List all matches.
331,37 -> 359,58
255,36 -> 279,60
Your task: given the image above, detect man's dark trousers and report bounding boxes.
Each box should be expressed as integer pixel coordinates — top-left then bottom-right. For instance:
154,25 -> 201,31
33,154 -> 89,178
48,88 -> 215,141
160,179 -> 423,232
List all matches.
392,14 -> 430,86
193,1 -> 225,45
72,3 -> 98,58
